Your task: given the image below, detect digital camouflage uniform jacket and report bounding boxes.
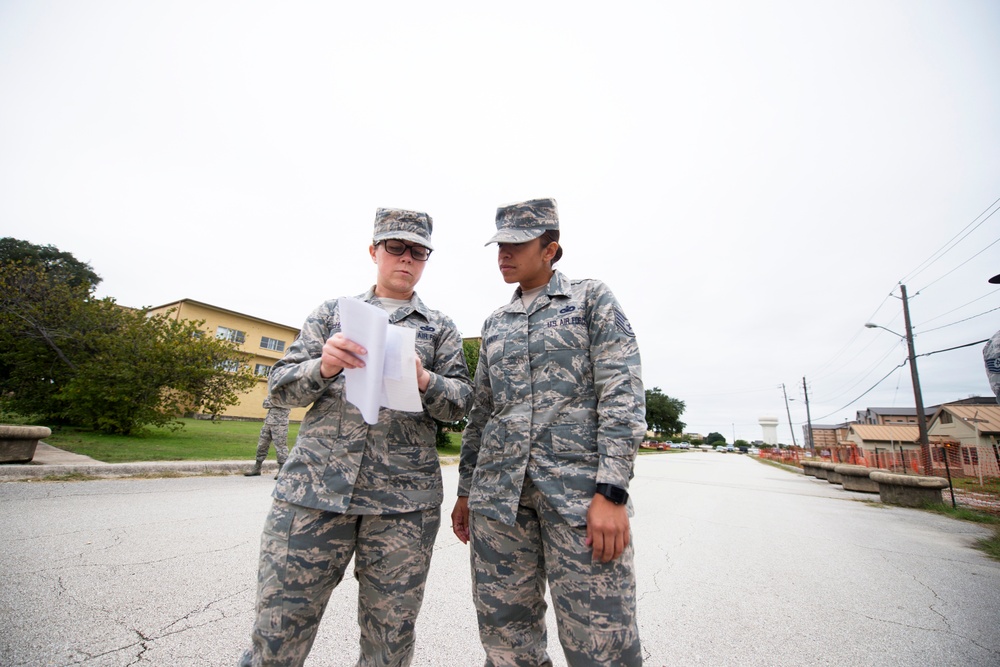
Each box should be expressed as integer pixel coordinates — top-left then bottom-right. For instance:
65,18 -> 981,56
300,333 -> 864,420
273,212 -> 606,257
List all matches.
261,398 -> 290,425
269,288 -> 473,514
459,270 -> 646,526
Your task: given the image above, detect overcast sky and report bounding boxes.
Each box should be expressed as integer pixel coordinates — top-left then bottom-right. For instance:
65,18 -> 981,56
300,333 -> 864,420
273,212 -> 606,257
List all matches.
2,1 -> 998,442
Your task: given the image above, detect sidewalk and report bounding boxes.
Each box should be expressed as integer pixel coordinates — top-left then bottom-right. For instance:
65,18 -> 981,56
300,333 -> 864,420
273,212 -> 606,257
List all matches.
0,443 -> 461,481
0,442 -> 277,480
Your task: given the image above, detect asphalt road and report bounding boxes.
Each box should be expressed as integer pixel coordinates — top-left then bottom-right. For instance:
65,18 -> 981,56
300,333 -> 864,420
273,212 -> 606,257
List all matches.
2,452 -> 998,666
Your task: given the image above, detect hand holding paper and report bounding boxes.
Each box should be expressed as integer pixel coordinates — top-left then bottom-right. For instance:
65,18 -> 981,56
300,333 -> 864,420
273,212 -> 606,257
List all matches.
337,297 -> 424,425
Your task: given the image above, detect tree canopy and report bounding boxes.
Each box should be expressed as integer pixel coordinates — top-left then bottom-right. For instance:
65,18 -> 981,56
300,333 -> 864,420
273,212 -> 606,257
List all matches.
0,241 -> 257,434
462,338 -> 480,381
704,432 -> 726,445
645,387 -> 686,436
0,237 -> 101,288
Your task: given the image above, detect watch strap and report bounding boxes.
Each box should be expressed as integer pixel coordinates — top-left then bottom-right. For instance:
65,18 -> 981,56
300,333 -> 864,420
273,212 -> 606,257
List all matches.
595,483 -> 628,505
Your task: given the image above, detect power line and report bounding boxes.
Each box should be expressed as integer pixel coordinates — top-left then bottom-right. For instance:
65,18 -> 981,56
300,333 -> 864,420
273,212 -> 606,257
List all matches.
812,337 -> 990,421
813,359 -> 908,421
918,306 -> 1000,334
916,288 -> 999,327
901,196 -> 1000,285
914,233 -> 1000,294
813,337 -> 904,403
916,338 -> 990,357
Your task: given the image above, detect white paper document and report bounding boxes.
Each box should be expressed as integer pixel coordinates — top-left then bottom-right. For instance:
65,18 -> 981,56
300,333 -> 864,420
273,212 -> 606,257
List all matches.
337,297 -> 423,424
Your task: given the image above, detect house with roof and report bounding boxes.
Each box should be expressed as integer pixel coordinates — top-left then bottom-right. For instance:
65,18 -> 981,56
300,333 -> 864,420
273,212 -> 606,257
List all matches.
806,423 -> 852,452
855,406 -> 935,426
148,299 -> 309,421
927,403 -> 1000,479
844,424 -> 921,472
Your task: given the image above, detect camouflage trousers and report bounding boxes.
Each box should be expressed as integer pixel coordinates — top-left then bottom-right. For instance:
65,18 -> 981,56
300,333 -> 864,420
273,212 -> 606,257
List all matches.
239,500 -> 441,667
255,423 -> 289,465
469,478 -> 641,667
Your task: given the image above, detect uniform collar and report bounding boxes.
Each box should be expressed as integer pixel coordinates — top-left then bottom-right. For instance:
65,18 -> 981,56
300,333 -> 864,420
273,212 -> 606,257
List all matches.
503,270 -> 571,314
360,286 -> 431,322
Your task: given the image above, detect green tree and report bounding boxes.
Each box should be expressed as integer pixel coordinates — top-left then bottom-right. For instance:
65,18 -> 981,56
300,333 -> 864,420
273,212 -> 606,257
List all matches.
463,338 -> 480,381
0,260 -> 257,434
0,237 -> 101,288
644,387 -> 686,435
704,432 -> 726,446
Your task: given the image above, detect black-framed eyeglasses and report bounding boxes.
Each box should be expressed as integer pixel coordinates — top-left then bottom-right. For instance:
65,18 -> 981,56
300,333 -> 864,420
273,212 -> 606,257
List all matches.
377,239 -> 432,261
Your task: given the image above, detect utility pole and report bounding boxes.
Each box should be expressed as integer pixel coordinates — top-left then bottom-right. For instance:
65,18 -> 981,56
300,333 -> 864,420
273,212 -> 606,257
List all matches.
802,376 -> 814,452
900,284 -> 932,476
781,384 -> 797,447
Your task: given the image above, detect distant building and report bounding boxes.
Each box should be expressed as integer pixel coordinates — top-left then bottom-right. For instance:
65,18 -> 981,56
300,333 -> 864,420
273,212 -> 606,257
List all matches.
855,406 -> 934,426
806,423 -> 851,450
148,299 -> 308,421
927,402 -> 1000,478
845,424 -> 921,471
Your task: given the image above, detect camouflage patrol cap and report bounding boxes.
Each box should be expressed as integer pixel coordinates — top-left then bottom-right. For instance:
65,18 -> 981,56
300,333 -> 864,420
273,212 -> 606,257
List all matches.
373,208 -> 434,250
486,198 -> 559,245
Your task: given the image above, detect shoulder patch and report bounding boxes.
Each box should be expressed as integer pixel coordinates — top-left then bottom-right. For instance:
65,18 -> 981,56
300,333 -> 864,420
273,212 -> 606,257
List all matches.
614,306 -> 635,337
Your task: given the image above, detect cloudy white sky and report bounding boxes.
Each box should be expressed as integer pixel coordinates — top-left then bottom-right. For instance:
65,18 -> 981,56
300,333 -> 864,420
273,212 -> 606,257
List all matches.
2,1 -> 998,442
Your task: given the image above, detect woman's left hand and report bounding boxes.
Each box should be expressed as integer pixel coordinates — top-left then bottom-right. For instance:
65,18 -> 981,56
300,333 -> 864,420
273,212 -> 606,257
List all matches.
415,357 -> 431,392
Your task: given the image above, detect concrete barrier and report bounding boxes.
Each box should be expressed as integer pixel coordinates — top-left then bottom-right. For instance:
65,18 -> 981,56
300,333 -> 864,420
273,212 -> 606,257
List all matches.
816,461 -> 840,484
0,425 -> 52,463
801,460 -> 822,477
869,471 -> 950,507
834,464 -> 880,493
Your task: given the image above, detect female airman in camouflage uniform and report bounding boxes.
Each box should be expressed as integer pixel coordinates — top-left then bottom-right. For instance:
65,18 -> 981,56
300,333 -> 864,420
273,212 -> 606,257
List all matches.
452,198 -> 646,667
240,208 -> 473,667
243,397 -> 290,477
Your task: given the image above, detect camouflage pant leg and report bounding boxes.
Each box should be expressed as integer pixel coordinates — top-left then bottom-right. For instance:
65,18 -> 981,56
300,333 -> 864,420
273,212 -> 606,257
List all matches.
469,506 -> 553,667
270,422 -> 289,465
353,507 -> 441,667
239,500 -> 359,667
470,479 -> 642,667
524,481 -> 642,667
256,424 -> 289,465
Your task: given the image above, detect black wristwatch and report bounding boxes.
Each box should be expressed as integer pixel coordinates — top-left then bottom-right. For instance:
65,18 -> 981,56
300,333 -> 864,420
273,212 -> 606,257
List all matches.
595,483 -> 629,505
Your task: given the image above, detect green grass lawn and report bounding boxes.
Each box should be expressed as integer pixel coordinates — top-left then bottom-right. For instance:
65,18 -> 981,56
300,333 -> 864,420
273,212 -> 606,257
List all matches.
44,419 -> 463,463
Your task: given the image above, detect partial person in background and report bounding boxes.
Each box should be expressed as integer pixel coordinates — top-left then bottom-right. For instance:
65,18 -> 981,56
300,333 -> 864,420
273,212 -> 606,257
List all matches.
452,198 -> 646,667
239,207 -> 473,667
244,397 -> 290,479
984,272 -> 1000,403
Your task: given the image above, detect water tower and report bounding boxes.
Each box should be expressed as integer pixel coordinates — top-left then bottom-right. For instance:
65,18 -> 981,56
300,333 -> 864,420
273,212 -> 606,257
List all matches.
758,416 -> 779,445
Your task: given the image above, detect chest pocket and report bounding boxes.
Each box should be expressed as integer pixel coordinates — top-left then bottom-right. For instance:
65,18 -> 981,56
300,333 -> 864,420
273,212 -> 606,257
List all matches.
536,322 -> 591,394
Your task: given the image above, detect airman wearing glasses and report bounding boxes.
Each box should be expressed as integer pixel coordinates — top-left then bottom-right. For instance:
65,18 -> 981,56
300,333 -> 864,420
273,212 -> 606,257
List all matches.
240,207 -> 473,667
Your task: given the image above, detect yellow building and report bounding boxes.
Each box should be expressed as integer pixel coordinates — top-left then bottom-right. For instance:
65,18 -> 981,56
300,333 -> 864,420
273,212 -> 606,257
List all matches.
148,299 -> 309,421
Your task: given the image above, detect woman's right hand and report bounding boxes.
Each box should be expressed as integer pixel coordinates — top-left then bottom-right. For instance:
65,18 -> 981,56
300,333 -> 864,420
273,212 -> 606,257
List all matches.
320,333 -> 366,378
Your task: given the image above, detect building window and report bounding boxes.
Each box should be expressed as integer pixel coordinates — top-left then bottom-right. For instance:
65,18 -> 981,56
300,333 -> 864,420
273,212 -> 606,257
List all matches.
254,363 -> 272,377
940,412 -> 952,424
933,447 -> 945,463
962,448 -> 979,465
260,336 -> 286,352
217,360 -> 240,373
216,326 -> 246,344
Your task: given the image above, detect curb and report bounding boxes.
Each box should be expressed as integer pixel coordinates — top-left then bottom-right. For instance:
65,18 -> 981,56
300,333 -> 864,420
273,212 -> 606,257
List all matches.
0,460 -> 278,481
0,456 -> 461,481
